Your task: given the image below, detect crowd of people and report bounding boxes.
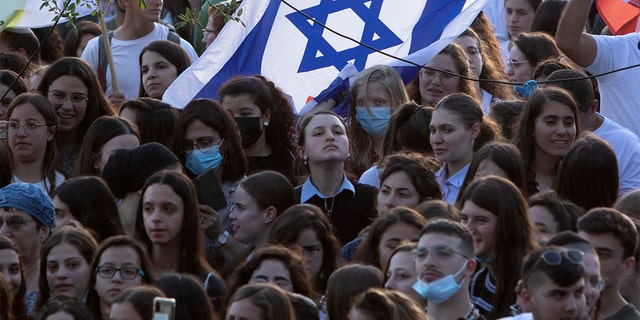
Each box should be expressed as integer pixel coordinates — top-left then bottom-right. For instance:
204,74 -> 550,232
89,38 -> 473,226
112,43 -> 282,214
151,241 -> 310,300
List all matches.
0,0 -> 639,319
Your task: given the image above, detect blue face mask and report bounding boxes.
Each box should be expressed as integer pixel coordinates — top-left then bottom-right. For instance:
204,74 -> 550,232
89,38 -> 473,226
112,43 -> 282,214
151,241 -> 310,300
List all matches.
185,146 -> 223,176
412,261 -> 468,304
355,106 -> 391,138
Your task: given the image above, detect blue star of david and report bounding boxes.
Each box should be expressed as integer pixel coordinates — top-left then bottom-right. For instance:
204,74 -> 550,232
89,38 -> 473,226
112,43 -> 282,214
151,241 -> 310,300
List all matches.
286,0 -> 402,72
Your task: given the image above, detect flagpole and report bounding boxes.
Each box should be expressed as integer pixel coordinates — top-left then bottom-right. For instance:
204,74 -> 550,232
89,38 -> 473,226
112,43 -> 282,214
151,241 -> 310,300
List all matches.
97,0 -> 119,94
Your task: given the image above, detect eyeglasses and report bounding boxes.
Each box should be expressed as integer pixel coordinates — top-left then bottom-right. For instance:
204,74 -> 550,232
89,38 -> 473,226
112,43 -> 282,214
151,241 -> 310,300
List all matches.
420,68 -> 456,83
411,245 -> 468,261
48,90 -> 88,105
524,248 -> 584,284
183,137 -> 222,154
202,28 -> 218,37
0,215 -> 34,231
1,120 -> 48,134
95,266 -> 145,280
507,59 -> 528,71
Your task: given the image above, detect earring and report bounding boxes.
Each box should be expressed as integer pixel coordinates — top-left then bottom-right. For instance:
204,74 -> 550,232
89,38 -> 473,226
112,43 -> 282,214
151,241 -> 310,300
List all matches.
304,156 -> 308,166
471,139 -> 475,146
263,121 -> 269,127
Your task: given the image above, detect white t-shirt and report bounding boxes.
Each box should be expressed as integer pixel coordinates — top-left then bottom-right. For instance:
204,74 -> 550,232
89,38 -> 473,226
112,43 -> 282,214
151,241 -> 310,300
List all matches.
81,23 -> 198,99
12,171 -> 66,196
587,33 -> 640,137
358,165 -> 381,188
593,115 -> 640,196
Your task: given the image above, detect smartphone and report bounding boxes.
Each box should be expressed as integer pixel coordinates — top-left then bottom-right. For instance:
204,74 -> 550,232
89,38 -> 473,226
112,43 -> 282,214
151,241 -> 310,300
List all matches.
152,297 -> 176,320
194,167 -> 227,211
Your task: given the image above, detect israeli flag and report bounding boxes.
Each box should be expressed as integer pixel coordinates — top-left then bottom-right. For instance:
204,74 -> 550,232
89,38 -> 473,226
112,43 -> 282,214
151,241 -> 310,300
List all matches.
163,0 -> 489,114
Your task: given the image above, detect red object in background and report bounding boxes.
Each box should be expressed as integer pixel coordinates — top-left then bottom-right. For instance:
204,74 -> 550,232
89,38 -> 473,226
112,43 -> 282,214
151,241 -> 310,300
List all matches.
596,0 -> 640,35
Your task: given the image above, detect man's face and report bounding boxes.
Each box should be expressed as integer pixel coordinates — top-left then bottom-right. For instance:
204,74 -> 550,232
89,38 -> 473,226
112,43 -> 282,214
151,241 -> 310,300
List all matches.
522,275 -> 586,320
578,231 -> 629,293
124,0 -> 163,22
0,208 -> 47,263
415,233 -> 472,284
582,253 -> 602,316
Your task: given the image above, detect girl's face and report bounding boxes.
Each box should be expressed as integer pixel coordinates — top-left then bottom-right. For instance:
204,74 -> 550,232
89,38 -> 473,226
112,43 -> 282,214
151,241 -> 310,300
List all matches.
142,183 -> 185,246
419,53 -> 462,105
377,171 -> 421,215
227,298 -> 263,320
229,186 -> 269,244
0,84 -> 17,120
183,119 -> 223,153
0,249 -> 22,299
249,259 -> 293,292
48,75 -> 88,132
222,94 -> 270,149
429,108 -> 477,166
109,302 -> 143,320
293,227 -> 324,279
377,222 -> 421,271
506,0 -> 536,38
461,200 -> 497,259
507,45 -> 533,83
7,103 -> 55,164
95,246 -> 144,306
95,133 -> 140,175
385,251 -> 423,304
46,242 -> 91,299
141,50 -> 179,99
532,101 -> 577,160
52,196 -> 76,233
528,205 -> 558,242
355,81 -> 393,109
45,311 -> 76,320
453,36 -> 483,78
298,114 -> 349,165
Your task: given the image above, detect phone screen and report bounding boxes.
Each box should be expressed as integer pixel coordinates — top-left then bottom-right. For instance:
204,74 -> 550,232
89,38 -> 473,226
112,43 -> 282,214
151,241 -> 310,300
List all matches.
152,297 -> 176,320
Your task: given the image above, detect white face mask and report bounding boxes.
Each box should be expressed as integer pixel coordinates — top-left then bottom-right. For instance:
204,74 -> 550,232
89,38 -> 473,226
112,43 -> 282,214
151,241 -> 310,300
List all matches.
412,260 -> 467,304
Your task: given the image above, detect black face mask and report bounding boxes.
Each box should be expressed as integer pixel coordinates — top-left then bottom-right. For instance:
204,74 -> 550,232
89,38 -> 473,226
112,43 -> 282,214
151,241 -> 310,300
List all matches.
234,117 -> 263,148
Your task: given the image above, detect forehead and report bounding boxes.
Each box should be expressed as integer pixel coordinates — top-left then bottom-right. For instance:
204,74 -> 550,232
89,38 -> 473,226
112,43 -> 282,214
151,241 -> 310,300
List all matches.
425,53 -> 458,71
356,81 -> 390,99
381,171 -> 415,188
418,232 -> 463,250
0,207 -> 31,218
454,36 -> 478,48
538,100 -> 574,117
141,50 -> 170,63
430,108 -> 462,126
506,0 -> 534,10
8,103 -> 45,120
577,231 -> 623,252
305,114 -> 344,131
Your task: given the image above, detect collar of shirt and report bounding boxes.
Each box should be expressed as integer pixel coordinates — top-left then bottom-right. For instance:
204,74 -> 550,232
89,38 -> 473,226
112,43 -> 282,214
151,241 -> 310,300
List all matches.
300,174 -> 355,203
435,163 -> 471,200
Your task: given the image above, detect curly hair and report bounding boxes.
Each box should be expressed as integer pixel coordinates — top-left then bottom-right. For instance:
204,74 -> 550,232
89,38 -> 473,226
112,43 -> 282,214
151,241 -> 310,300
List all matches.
218,75 -> 295,155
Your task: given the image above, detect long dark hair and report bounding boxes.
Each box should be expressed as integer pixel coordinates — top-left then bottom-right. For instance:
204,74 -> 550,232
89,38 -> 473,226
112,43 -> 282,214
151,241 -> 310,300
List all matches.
0,236 -> 26,318
86,236 -> 154,320
6,93 -> 59,194
36,228 -> 98,311
51,176 -> 123,242
138,40 -> 192,98
268,204 -> 341,292
135,170 -> 212,277
75,116 -> 139,176
36,57 -> 116,140
218,75 -> 295,155
173,99 -> 247,183
459,176 -> 538,319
